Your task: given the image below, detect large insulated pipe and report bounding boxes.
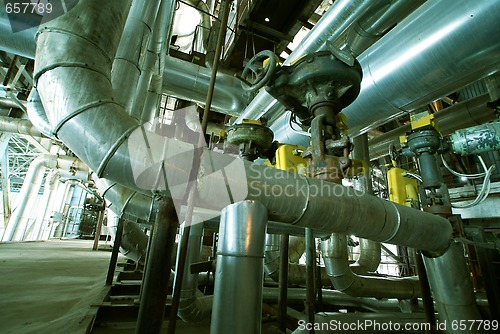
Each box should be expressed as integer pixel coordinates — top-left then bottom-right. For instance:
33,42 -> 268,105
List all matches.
2,154 -> 88,241
26,89 -> 56,139
344,0 -> 425,57
235,0 -> 376,123
133,0 -> 175,123
162,56 -> 251,116
112,0 -> 161,117
449,120 -> 500,156
210,200 -> 267,333
0,115 -> 43,137
32,170 -> 59,240
368,94 -> 496,160
343,0 -> 500,135
424,242 -> 483,333
0,6 -> 249,118
321,234 -> 420,299
0,8 -> 37,58
197,154 -> 453,253
176,220 -> 212,322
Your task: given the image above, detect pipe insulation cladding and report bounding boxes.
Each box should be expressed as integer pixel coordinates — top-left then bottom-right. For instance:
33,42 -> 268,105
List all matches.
449,121 -> 500,156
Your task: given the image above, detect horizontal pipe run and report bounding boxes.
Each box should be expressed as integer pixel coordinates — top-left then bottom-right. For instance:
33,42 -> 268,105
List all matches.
0,116 -> 43,137
343,0 -> 500,135
197,153 -> 453,253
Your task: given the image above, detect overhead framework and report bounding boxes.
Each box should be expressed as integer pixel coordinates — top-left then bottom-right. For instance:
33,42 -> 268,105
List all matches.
0,0 -> 499,332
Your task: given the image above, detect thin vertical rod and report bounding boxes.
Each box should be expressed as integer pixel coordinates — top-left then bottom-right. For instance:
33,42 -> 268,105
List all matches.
305,227 -> 316,333
278,233 -> 289,332
135,197 -> 178,334
200,0 -> 231,135
106,217 -> 124,286
92,204 -> 106,251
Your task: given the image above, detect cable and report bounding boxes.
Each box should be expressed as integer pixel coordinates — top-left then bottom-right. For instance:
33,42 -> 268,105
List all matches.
288,113 -> 311,137
451,157 -> 495,208
402,171 -> 423,183
441,155 -> 486,179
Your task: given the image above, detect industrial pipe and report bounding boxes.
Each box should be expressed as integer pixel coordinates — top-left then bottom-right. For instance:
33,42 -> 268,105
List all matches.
321,234 -> 420,299
351,238 -> 381,274
112,0 -> 161,117
175,220 -> 212,322
133,0 -> 176,123
344,0 -> 425,57
32,170 -> 59,241
264,233 -> 330,286
343,0 -> 500,135
423,242 -> 483,333
2,154 -> 88,241
210,200 -> 268,333
0,115 -> 43,138
26,88 -> 56,139
449,120 -> 500,156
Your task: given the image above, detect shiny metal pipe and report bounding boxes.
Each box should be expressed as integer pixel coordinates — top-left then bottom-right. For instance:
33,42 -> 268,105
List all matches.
162,56 -> 251,116
321,234 -> 420,299
0,8 -> 37,58
198,155 -> 453,252
210,201 -> 267,334
423,242 -> 483,333
0,97 -> 25,110
236,0 -> 376,123
368,94 -> 496,160
264,234 -> 330,286
176,220 -> 212,322
2,154 -> 88,241
134,0 -> 176,124
344,0 -> 500,135
262,287 -> 403,313
112,0 -> 161,118
345,0 -> 425,57
0,115 -> 43,137
351,238 -> 381,274
31,170 -> 58,241
26,88 -> 56,139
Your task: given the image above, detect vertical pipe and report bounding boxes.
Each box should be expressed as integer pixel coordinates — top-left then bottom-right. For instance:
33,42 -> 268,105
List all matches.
92,205 -> 106,251
210,200 -> 268,334
106,217 -> 124,286
136,197 -> 178,334
200,0 -> 231,134
1,143 -> 11,228
305,228 -> 316,332
278,233 -> 289,332
414,249 -> 436,331
423,243 -> 483,333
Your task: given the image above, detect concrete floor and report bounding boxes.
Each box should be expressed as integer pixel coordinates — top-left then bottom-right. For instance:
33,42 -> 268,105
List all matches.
0,239 -> 113,334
